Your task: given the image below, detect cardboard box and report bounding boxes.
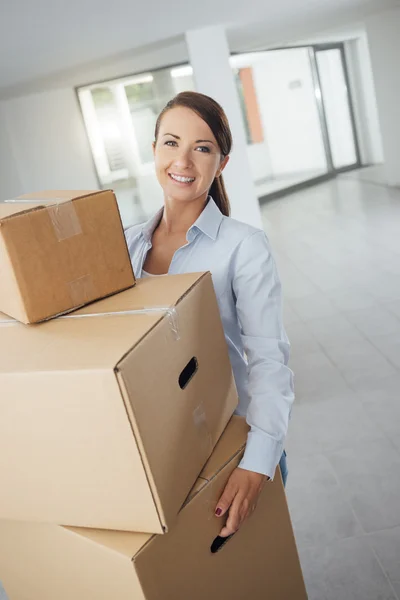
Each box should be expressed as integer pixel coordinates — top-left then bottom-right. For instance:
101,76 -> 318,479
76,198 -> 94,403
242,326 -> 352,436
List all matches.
0,273 -> 237,533
0,190 -> 135,323
0,417 -> 307,600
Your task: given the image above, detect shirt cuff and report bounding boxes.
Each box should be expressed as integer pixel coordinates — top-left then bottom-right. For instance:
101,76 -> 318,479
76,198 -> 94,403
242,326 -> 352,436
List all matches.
238,428 -> 284,480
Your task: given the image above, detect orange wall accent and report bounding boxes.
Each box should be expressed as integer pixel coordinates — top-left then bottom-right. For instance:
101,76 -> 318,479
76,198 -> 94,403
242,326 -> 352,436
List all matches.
239,67 -> 264,144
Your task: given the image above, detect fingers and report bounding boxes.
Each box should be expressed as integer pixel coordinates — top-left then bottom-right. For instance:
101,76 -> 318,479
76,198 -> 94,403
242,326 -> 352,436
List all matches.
215,479 -> 238,518
215,468 -> 265,538
219,498 -> 240,537
219,494 -> 258,537
219,493 -> 249,537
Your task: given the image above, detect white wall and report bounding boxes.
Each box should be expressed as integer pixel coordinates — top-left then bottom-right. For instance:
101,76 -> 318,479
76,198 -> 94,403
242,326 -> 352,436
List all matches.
246,142 -> 273,182
0,88 -> 98,193
344,34 -> 384,165
0,110 -> 22,199
365,7 -> 400,186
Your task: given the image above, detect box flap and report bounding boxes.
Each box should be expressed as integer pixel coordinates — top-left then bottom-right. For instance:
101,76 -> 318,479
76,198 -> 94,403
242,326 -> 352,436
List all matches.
72,272 -> 208,317
0,311 -> 162,373
198,416 -> 249,482
64,419 -> 249,559
65,527 -> 152,559
0,202 -> 43,219
0,275 -> 209,373
0,191 -> 107,221
183,477 -> 209,506
133,463 -> 306,600
0,520 -> 147,600
182,417 -> 249,506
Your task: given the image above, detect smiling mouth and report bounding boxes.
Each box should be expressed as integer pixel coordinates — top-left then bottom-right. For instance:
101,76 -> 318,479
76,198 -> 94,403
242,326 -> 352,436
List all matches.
169,173 -> 196,184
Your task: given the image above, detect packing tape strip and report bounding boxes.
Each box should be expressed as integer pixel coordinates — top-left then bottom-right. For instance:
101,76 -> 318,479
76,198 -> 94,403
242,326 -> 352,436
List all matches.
4,198 -> 82,242
47,201 -> 82,241
0,306 -> 181,340
60,306 -> 181,341
68,275 -> 96,308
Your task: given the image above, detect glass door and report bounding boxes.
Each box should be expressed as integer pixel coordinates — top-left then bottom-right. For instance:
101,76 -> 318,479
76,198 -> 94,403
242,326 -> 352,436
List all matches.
314,46 -> 361,171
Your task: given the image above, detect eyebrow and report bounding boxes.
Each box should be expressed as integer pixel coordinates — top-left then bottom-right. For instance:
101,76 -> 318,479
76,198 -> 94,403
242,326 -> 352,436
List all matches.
163,133 -> 216,145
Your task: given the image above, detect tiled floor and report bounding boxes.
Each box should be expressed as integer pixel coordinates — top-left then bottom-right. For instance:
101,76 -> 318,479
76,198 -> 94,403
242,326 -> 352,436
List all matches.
256,168 -> 327,197
261,166 -> 400,599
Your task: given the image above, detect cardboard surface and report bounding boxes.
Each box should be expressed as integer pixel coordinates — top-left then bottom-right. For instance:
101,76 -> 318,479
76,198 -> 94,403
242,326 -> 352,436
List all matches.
0,417 -> 307,600
0,273 -> 237,533
0,190 -> 135,323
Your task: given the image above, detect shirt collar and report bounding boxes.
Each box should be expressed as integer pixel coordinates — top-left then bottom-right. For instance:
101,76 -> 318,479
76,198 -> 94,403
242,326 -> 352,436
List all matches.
190,197 -> 223,241
141,208 -> 163,243
141,197 -> 223,243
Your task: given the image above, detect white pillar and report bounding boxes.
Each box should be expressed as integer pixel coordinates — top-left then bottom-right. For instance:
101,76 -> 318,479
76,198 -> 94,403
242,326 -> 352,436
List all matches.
185,26 -> 263,229
365,8 -> 400,186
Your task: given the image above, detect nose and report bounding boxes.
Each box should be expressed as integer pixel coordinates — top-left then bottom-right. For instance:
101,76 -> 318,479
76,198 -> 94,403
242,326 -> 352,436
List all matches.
172,147 -> 193,170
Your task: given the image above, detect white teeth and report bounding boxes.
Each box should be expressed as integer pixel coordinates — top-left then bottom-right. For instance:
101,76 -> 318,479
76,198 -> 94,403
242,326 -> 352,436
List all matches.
170,174 -> 195,183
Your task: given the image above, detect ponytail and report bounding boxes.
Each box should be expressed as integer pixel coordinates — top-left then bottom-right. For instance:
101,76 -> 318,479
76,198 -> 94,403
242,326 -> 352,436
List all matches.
209,174 -> 231,217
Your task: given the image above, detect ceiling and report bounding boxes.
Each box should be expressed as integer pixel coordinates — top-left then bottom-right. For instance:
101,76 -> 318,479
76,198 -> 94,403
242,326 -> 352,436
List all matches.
0,0 -> 397,94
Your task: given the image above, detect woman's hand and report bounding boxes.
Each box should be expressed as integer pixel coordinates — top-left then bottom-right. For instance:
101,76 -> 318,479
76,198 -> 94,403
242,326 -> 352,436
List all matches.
215,467 -> 269,537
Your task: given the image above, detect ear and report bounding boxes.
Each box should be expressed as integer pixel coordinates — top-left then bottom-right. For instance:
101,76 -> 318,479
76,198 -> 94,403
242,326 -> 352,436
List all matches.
216,155 -> 230,177
152,141 -> 156,157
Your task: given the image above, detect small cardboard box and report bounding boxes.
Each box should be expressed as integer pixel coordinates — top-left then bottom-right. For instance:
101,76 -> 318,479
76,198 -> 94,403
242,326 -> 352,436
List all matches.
0,273 -> 237,533
0,417 -> 307,600
0,190 -> 135,323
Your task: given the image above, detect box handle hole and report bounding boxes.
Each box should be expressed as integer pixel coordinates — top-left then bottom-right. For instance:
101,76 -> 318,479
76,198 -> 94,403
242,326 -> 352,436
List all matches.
179,357 -> 198,389
210,533 -> 235,554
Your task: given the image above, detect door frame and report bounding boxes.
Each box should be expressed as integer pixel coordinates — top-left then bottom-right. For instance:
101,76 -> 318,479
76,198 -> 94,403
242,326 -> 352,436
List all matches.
312,43 -> 362,173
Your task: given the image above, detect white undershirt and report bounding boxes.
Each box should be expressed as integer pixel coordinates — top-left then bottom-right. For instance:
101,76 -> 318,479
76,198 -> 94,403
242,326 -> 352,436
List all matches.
141,269 -> 165,278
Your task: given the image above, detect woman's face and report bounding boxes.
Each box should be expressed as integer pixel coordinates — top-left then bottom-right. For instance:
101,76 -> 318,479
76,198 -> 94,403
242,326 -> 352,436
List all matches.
153,106 -> 229,204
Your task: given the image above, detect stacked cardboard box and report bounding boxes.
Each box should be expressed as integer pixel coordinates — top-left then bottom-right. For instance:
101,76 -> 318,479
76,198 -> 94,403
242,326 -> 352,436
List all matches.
0,190 -> 307,599
0,271 -> 238,533
0,417 -> 307,600
0,190 -> 135,323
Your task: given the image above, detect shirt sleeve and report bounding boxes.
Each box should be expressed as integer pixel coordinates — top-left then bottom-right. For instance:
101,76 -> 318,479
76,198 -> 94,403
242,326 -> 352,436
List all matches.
232,230 -> 294,479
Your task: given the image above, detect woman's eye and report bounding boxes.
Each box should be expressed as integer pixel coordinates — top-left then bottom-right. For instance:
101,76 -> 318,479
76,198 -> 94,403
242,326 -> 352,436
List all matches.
197,146 -> 211,153
165,140 -> 177,147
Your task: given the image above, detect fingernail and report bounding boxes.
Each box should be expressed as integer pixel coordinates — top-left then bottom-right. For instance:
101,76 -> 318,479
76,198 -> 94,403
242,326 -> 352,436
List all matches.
215,508 -> 222,516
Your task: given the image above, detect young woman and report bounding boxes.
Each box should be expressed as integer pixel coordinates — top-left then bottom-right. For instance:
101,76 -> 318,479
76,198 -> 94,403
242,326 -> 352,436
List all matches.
125,91 -> 294,538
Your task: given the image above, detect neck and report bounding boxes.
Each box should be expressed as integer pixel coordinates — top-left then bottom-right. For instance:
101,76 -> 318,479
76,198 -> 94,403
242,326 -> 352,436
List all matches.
160,193 -> 208,235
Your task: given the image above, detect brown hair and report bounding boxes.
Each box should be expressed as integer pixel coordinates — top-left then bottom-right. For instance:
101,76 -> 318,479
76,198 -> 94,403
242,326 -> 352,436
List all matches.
154,91 -> 232,217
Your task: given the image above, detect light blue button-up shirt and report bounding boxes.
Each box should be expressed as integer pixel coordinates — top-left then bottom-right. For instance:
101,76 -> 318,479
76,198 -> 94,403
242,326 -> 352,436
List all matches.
125,198 -> 294,479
